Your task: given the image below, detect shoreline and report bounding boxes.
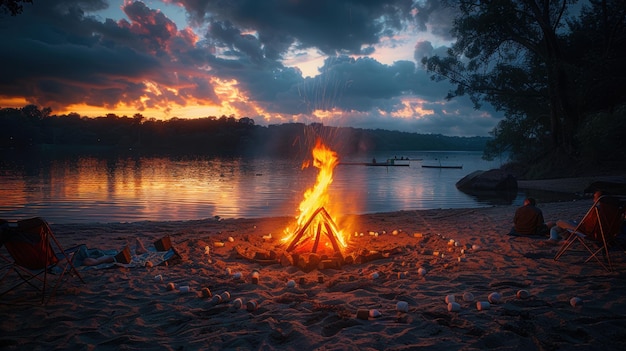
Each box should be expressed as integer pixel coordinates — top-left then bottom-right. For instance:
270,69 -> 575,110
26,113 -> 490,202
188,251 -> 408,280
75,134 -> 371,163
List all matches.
46,174 -> 624,227
2,178 -> 626,350
517,174 -> 626,194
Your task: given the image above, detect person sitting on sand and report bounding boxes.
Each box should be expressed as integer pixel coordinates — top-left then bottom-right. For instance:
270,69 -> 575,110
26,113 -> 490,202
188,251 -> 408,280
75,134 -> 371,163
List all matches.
509,197 -> 553,236
545,190 -> 620,245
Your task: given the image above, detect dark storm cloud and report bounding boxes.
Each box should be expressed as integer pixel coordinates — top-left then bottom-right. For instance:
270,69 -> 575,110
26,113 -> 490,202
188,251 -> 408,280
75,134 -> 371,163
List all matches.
208,20 -> 265,63
179,0 -> 471,132
0,0 -> 223,111
0,32 -> 160,109
201,52 -> 445,118
302,56 -> 451,108
174,0 -> 421,55
296,57 -> 418,112
416,1 -> 456,41
123,1 -> 178,49
414,41 -> 434,61
0,0 -> 499,136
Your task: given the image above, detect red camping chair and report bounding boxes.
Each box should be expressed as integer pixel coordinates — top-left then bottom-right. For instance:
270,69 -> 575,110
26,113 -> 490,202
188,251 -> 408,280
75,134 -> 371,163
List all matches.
554,195 -> 626,272
0,217 -> 85,304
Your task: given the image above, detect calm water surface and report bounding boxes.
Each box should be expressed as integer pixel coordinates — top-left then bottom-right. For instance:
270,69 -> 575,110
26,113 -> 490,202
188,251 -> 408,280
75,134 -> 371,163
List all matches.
1,150 -> 532,224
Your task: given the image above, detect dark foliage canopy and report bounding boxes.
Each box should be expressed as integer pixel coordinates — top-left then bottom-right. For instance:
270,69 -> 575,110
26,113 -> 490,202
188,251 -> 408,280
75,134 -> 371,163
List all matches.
423,0 -> 626,177
0,0 -> 32,16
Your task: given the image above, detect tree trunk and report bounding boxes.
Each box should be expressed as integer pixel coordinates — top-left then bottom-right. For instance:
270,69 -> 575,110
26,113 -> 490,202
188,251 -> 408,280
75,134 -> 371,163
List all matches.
529,0 -> 576,154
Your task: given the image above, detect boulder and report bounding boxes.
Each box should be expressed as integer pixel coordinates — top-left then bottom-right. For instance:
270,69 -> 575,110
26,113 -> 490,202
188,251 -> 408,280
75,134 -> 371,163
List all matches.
584,177 -> 626,195
456,169 -> 518,192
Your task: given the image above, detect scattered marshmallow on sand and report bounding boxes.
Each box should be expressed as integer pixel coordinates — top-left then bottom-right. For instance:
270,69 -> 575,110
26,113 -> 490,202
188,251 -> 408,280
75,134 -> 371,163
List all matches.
3,199 -> 625,350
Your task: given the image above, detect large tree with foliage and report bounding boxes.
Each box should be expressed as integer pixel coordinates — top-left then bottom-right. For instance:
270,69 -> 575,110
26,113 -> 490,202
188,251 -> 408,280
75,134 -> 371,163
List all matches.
0,0 -> 32,16
423,0 -> 626,175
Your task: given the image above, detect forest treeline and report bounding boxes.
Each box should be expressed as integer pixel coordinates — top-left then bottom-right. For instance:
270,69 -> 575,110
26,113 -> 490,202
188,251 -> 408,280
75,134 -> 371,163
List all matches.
0,105 -> 489,158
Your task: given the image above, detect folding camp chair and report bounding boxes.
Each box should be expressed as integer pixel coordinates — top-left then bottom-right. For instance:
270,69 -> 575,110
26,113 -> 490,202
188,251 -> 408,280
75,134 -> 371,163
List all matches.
0,217 -> 85,304
554,195 -> 626,272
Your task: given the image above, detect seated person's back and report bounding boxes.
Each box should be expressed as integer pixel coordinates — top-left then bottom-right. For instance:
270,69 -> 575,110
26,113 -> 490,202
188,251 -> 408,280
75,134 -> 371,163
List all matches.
512,198 -> 548,236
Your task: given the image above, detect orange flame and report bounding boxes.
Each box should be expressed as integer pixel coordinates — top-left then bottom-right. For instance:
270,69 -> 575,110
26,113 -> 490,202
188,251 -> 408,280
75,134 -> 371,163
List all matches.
283,139 -> 348,253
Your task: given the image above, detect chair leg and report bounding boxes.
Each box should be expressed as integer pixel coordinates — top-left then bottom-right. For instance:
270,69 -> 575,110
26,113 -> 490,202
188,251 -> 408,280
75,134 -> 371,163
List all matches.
554,231 -> 579,261
583,244 -> 611,272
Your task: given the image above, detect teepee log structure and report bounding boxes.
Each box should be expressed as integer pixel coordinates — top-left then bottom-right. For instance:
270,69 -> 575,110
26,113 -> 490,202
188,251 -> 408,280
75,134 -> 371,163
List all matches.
286,207 -> 342,254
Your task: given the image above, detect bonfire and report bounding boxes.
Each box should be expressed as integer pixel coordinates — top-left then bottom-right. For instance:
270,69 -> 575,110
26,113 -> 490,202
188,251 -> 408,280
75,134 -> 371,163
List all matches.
280,139 -> 351,269
236,139 -> 392,270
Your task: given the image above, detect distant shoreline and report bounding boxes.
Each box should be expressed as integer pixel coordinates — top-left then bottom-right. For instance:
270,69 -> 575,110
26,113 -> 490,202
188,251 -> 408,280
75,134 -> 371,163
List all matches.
517,174 -> 626,194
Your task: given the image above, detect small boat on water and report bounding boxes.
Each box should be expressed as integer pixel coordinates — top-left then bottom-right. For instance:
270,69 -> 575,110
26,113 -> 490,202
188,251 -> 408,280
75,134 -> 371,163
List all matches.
339,157 -> 411,167
421,164 -> 463,169
421,159 -> 463,169
339,161 -> 410,167
386,158 -> 410,166
369,163 -> 409,167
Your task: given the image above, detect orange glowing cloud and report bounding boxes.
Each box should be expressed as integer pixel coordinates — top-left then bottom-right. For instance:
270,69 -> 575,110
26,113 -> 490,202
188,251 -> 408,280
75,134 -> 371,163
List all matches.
0,97 -> 30,109
391,97 -> 435,119
73,76 -> 259,119
312,108 -> 344,121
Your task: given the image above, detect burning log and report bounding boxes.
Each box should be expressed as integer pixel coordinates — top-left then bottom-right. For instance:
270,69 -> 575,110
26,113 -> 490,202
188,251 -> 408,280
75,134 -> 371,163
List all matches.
286,207 -> 343,255
278,140 -> 355,271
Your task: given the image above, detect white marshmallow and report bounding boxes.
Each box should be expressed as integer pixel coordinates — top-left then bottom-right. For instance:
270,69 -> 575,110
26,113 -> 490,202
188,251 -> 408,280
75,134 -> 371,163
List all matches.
463,292 -> 474,302
476,301 -> 490,310
445,294 -> 455,304
447,302 -> 461,312
488,292 -> 502,304
396,301 -> 409,312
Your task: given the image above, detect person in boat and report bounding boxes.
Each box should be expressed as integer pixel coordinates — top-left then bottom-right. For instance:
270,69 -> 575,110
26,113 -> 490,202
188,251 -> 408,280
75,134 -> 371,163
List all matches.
509,197 -> 553,236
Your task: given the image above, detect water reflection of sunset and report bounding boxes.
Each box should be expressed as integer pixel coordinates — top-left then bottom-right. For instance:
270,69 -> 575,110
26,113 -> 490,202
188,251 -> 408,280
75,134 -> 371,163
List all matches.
1,157 -> 304,223
0,151 -> 505,224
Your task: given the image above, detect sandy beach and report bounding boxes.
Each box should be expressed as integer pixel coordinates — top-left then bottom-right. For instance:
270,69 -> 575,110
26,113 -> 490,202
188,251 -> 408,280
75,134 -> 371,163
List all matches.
2,176 -> 626,351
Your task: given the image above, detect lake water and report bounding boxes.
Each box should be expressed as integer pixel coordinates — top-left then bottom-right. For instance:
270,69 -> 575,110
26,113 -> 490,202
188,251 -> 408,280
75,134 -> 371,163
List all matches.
1,150 -> 535,224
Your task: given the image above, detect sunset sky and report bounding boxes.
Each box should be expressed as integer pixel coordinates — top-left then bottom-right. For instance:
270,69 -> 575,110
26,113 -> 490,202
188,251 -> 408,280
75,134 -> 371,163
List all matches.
0,0 -> 503,136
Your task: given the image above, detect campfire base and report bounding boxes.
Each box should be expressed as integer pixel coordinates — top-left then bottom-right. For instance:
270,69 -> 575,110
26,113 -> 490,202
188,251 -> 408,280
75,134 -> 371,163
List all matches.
236,246 -> 404,271
279,252 -> 345,272
234,203 -> 407,271
286,207 -> 343,256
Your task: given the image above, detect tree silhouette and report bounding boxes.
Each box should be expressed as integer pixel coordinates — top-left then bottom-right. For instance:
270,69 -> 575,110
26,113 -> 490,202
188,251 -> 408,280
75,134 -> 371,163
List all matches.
423,0 -> 626,176
0,105 -> 490,156
0,0 -> 32,16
